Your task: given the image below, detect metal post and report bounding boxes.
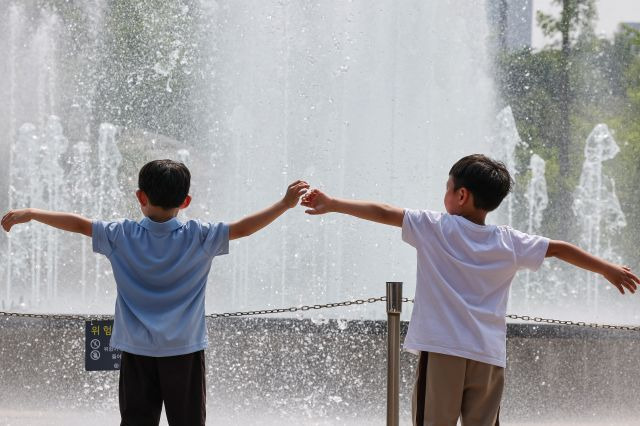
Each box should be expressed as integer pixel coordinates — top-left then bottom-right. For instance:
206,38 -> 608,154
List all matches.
386,281 -> 402,426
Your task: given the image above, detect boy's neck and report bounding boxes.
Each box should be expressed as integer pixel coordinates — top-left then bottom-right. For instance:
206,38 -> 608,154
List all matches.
459,210 -> 488,226
145,207 -> 180,223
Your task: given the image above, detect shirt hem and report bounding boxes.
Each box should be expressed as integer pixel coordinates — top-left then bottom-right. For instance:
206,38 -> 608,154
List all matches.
403,342 -> 506,368
111,341 -> 208,357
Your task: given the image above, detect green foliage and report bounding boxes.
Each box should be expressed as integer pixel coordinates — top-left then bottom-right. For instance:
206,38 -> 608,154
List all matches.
608,32 -> 640,263
499,5 -> 640,264
536,0 -> 596,48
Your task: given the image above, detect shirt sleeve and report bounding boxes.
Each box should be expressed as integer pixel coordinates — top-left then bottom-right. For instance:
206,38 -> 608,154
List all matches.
200,222 -> 230,257
402,209 -> 441,248
510,228 -> 550,271
92,220 -> 123,257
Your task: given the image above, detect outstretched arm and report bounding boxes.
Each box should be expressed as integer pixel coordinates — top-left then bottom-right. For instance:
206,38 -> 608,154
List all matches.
229,180 -> 309,240
546,240 -> 639,295
301,189 -> 404,227
1,208 -> 92,237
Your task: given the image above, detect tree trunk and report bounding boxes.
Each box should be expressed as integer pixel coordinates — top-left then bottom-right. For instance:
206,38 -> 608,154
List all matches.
547,0 -> 574,240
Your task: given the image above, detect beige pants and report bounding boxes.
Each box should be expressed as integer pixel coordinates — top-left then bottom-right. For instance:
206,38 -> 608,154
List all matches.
412,352 -> 504,426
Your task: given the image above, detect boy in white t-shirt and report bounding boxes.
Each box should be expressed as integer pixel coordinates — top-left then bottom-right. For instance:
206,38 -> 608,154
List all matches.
301,154 -> 638,425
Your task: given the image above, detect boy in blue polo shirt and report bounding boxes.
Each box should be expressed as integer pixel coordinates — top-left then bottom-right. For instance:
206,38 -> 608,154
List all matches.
2,159 -> 309,426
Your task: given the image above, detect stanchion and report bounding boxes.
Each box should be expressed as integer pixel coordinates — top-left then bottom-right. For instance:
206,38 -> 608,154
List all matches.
386,281 -> 402,426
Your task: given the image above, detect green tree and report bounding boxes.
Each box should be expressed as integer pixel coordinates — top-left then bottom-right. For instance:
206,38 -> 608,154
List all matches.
608,27 -> 640,266
534,0 -> 597,237
499,20 -> 640,265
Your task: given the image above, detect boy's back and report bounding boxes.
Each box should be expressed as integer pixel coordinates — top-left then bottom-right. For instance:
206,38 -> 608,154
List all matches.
301,153 -> 637,425
402,209 -> 548,367
93,217 -> 229,356
1,159 -> 310,426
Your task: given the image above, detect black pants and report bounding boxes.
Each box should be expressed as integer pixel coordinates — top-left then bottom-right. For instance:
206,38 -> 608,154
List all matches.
119,350 -> 206,426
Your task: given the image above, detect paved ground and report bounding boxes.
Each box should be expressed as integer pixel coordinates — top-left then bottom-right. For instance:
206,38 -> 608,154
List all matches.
2,318 -> 638,425
1,410 -> 638,426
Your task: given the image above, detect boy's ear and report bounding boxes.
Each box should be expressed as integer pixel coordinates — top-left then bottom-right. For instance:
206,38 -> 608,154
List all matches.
458,187 -> 473,206
457,187 -> 467,205
179,195 -> 192,210
136,190 -> 148,207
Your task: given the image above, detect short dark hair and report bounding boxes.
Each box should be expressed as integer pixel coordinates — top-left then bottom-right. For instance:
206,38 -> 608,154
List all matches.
138,159 -> 191,209
449,154 -> 512,212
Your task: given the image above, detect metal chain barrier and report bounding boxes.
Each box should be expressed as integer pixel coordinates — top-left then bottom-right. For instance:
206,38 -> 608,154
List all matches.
204,296 -> 412,318
1,297 -> 640,331
505,313 -> 640,331
0,296 -> 399,321
0,311 -> 113,321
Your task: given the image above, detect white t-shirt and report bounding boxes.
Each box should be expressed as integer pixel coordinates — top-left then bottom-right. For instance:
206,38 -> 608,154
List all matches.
402,209 -> 549,368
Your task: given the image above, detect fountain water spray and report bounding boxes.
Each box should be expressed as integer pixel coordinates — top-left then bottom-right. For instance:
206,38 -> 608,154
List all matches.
492,106 -> 526,226
523,154 -> 548,304
94,123 -> 122,299
5,3 -> 21,307
41,116 -> 69,301
68,141 -> 93,301
3,1 -> 495,317
572,124 -> 626,310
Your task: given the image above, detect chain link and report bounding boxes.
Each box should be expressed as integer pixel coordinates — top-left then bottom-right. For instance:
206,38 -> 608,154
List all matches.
0,311 -> 113,321
505,314 -> 640,331
0,297 -> 396,321
1,298 -> 639,331
204,296 -> 389,318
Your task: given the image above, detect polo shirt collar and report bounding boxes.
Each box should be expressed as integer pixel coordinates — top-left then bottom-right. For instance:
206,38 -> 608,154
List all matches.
139,217 -> 182,234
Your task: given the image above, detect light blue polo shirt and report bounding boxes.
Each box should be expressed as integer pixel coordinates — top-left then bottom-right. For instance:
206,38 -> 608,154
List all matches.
92,217 -> 229,357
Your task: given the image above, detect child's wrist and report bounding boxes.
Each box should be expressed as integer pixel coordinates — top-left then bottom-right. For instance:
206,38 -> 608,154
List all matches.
278,198 -> 291,210
602,261 -> 617,275
326,197 -> 337,212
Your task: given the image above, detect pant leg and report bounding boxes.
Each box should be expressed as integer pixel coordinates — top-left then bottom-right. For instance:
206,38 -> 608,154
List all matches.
119,351 -> 163,426
157,350 -> 206,426
412,352 -> 429,425
412,352 -> 466,426
460,359 -> 504,426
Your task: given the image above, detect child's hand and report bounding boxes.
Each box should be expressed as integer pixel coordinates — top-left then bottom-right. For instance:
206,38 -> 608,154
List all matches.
1,209 -> 33,232
602,264 -> 639,295
301,189 -> 333,215
282,180 -> 310,208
